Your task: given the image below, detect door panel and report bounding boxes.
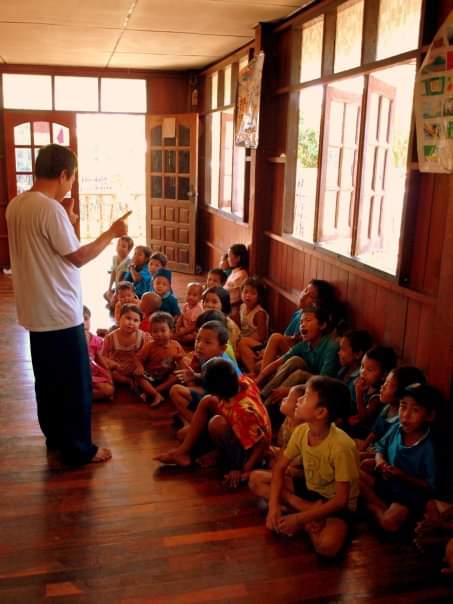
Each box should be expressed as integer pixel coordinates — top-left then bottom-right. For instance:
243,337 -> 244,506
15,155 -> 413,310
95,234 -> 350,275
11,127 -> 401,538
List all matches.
146,114 -> 198,273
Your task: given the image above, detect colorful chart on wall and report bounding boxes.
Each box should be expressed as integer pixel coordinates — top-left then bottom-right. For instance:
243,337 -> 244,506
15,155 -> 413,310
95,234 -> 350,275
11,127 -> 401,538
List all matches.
415,10 -> 453,173
234,52 -> 265,149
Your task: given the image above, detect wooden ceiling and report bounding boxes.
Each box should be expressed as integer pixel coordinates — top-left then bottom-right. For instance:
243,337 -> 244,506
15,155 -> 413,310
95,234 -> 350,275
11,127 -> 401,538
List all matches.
0,0 -> 302,70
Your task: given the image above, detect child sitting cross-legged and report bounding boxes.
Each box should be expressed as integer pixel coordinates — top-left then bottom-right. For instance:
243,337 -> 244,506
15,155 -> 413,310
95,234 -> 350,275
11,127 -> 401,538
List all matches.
250,376 -> 359,558
155,358 -> 271,488
102,304 -> 150,389
256,306 -> 339,413
103,235 -> 134,307
347,345 -> 397,438
152,268 -> 181,318
169,320 -> 241,425
195,310 -> 237,364
356,366 -> 426,454
139,291 -> 162,333
124,245 -> 152,298
175,281 -> 204,345
135,311 -> 185,407
237,277 -> 269,376
360,383 -> 439,533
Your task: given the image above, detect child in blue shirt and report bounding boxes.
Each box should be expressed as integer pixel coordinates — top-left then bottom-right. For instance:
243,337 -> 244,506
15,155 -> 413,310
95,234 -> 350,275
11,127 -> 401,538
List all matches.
170,320 -> 241,424
148,251 -> 168,292
336,330 -> 373,421
360,383 -> 439,533
257,306 -> 339,409
124,245 -> 151,298
357,366 -> 426,454
152,268 -> 181,317
347,346 -> 397,438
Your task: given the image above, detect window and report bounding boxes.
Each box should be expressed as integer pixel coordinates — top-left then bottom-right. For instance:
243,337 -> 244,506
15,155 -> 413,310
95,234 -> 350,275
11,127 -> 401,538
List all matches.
2,74 -> 147,113
100,78 -> 147,113
286,0 -> 423,275
3,74 -> 52,110
55,76 -> 98,111
205,59 -> 247,219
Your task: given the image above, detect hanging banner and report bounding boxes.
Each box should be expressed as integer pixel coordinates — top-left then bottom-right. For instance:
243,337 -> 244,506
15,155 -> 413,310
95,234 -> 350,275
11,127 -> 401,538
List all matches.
234,52 -> 265,149
415,10 -> 453,173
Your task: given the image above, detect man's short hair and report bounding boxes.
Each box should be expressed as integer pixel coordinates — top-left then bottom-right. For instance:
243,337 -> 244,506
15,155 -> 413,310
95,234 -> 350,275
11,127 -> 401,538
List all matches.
35,144 -> 77,179
202,358 -> 239,399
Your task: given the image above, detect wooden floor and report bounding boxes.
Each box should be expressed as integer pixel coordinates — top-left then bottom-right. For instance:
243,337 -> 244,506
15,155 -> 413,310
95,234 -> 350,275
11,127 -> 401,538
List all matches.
0,268 -> 452,603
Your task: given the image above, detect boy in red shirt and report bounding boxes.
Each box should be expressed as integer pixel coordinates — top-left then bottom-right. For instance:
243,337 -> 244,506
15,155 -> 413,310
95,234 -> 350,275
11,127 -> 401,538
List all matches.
155,357 -> 271,487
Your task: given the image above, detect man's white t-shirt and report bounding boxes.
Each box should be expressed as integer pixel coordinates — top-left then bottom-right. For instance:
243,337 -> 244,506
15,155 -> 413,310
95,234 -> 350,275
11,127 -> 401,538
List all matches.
6,191 -> 83,332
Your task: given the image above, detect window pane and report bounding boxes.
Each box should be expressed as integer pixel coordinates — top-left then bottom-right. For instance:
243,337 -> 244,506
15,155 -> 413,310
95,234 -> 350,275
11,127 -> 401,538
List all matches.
300,16 -> 324,83
334,0 -> 364,73
33,122 -> 50,146
318,76 -> 364,252
55,76 -> 98,111
220,111 -> 234,208
15,148 -> 32,172
3,74 -> 52,110
209,111 -> 221,207
293,86 -> 324,242
16,174 -> 33,194
356,62 -> 416,275
52,123 -> 70,146
100,78 -> 146,113
14,123 -> 31,145
377,0 -> 423,60
224,65 -> 232,105
211,72 -> 218,110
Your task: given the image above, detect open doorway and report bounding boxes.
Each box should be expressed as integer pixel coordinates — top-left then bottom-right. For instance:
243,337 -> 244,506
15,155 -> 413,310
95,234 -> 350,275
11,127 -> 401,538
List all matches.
77,113 -> 146,329
77,113 -> 146,243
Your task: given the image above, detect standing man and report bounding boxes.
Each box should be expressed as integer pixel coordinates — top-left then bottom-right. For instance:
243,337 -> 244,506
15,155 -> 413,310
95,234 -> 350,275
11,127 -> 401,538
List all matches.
6,144 -> 130,465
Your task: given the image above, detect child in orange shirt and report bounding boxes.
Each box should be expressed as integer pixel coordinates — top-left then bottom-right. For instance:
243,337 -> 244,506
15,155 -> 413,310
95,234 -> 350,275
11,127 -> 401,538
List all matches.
136,312 -> 185,406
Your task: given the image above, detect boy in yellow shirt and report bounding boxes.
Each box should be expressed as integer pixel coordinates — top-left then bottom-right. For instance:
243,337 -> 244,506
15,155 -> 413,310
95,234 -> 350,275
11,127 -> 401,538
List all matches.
252,375 -> 359,558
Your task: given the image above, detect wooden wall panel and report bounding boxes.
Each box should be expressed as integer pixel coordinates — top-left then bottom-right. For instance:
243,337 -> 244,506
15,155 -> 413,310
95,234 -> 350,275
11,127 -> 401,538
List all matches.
148,75 -> 190,115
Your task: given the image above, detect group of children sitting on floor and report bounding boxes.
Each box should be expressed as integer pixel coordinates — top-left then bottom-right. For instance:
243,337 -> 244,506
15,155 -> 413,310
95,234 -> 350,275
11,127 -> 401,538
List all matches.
82,235 -> 453,570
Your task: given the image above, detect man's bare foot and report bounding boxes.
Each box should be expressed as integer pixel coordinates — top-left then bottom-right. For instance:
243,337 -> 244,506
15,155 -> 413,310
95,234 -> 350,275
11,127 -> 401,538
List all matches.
90,447 -> 112,463
154,449 -> 192,466
196,450 -> 219,468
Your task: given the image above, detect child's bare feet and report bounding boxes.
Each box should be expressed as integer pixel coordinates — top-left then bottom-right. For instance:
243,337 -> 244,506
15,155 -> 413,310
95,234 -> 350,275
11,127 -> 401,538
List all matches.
196,450 -> 219,468
90,447 -> 112,463
149,392 -> 165,408
154,449 -> 192,467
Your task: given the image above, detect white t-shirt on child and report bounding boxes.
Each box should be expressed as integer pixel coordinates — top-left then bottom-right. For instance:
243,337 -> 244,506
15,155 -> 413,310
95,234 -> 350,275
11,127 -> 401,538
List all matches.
6,191 -> 83,332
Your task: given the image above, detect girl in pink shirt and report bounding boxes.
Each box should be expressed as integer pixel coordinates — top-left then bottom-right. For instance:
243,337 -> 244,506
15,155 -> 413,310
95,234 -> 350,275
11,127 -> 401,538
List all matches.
175,282 -> 204,345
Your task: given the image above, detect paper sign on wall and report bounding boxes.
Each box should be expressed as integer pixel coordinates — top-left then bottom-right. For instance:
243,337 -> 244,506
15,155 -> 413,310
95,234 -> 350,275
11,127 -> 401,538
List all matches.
415,10 -> 453,173
234,52 -> 265,149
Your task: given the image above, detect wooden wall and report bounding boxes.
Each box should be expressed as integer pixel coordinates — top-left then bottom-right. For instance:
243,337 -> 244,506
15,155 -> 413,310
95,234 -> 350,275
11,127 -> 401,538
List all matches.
0,66 -> 190,267
197,0 -> 453,398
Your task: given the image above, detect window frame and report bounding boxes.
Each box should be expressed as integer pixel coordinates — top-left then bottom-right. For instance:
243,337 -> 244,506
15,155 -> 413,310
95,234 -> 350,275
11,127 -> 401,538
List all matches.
203,56 -> 249,221
283,0 -> 426,280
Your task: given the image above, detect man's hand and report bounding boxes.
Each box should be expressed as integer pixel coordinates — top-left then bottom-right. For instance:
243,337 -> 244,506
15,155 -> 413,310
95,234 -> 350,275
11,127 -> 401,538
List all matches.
62,198 -> 79,225
109,211 -> 132,239
267,387 -> 288,405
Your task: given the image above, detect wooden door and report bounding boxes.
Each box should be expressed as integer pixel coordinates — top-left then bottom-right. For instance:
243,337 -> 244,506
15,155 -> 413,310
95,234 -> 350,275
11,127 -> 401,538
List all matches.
147,114 -> 198,273
3,111 -> 78,231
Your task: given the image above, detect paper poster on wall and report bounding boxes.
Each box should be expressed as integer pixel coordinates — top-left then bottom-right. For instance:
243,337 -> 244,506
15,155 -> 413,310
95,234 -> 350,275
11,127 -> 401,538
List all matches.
415,10 -> 453,173
234,52 -> 265,149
